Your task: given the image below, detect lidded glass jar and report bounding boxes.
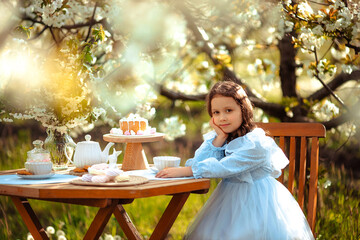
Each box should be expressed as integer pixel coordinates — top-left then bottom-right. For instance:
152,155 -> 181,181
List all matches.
27,140 -> 51,162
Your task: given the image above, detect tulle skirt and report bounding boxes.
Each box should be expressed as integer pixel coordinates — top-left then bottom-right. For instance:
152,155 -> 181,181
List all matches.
184,176 -> 314,240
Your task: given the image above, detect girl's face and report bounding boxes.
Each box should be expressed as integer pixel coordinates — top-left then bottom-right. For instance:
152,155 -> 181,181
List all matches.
211,95 -> 243,133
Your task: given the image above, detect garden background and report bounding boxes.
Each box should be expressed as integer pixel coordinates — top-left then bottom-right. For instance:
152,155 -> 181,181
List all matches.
0,0 -> 359,239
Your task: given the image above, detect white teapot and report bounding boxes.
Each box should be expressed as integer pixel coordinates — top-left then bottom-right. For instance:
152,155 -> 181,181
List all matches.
65,134 -> 115,168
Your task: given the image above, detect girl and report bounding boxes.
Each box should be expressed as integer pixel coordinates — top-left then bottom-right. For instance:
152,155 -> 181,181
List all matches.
156,81 -> 314,240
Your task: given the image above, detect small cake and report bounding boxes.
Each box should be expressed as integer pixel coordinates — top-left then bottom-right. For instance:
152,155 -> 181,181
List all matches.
114,173 -> 130,182
105,168 -> 124,180
86,163 -> 130,183
120,113 -> 149,134
110,113 -> 156,136
87,163 -> 108,175
92,175 -> 110,183
81,174 -> 93,182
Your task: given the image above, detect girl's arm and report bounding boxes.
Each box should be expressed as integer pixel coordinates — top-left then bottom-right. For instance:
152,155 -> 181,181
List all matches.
156,118 -> 228,179
155,166 -> 193,178
185,135 -> 226,168
190,135 -> 289,179
185,119 -> 227,168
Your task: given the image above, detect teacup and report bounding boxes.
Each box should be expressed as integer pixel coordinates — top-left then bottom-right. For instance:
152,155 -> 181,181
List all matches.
153,156 -> 181,171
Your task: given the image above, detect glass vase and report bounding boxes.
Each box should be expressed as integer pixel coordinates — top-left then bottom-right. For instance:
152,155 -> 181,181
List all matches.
44,128 -> 75,170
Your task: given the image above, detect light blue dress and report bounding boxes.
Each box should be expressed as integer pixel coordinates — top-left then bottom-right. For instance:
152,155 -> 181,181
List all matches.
184,128 -> 314,240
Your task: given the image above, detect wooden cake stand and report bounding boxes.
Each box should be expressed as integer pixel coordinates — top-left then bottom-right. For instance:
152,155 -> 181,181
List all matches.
103,133 -> 165,171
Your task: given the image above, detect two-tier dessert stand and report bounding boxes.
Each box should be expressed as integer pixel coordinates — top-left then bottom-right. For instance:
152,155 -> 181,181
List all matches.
103,133 -> 165,171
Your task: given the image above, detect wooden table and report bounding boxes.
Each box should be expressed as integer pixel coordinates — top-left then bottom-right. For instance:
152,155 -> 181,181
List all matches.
0,169 -> 210,240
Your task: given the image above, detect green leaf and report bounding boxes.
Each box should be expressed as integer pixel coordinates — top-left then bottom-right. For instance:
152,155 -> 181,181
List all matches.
13,25 -> 32,39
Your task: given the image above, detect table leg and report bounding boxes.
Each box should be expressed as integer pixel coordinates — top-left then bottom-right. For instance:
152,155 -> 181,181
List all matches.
121,143 -> 149,171
149,193 -> 190,240
84,200 -> 119,240
11,197 -> 49,240
113,204 -> 143,240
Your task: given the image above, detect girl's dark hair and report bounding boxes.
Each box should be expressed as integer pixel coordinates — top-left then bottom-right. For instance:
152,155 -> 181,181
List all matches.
206,81 -> 256,140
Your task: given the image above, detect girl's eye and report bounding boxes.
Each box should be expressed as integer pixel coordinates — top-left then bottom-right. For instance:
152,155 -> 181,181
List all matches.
226,109 -> 232,113
213,111 -> 219,115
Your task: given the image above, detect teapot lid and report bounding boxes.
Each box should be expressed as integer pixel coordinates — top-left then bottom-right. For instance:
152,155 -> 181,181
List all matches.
78,134 -> 98,145
27,140 -> 50,161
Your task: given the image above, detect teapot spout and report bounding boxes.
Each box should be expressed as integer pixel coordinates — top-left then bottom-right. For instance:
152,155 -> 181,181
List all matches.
102,142 -> 114,162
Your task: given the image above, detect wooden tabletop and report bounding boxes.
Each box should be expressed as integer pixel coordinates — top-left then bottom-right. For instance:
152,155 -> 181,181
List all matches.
0,169 -> 211,239
0,169 -> 210,200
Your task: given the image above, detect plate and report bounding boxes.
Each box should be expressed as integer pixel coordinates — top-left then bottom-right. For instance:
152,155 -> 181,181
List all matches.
107,133 -> 164,138
70,175 -> 149,187
16,172 -> 55,180
149,167 -> 159,173
103,133 -> 165,143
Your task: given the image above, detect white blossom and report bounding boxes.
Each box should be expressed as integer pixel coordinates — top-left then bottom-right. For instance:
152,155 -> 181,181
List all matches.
0,118 -> 13,122
159,116 -> 186,141
201,122 -> 212,135
337,122 -> 357,137
135,103 -> 156,120
58,236 -> 67,240
351,22 -> 360,37
27,233 -> 34,240
334,0 -> 346,9
331,47 -> 350,60
56,230 -> 66,237
341,64 -> 358,74
317,59 -> 337,78
312,25 -> 324,36
104,234 -> 114,240
283,0 -> 292,5
92,107 -> 106,119
46,226 -> 55,235
312,100 -> 339,121
298,28 -> 326,52
297,2 -> 314,17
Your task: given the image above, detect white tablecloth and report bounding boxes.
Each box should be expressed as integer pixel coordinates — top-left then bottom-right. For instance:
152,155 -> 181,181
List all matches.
126,169 -> 194,180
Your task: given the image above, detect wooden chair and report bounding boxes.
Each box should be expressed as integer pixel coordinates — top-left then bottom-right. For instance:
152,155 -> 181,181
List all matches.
256,122 -> 326,234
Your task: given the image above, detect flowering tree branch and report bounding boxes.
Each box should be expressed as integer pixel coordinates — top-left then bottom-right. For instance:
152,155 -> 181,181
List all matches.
84,2 -> 98,43
322,99 -> 360,129
1,0 -> 359,137
169,2 -> 287,119
158,84 -> 207,101
307,70 -> 360,103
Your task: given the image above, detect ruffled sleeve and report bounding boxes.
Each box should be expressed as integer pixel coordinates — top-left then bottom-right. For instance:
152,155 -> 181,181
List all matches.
189,128 -> 289,180
185,131 -> 226,169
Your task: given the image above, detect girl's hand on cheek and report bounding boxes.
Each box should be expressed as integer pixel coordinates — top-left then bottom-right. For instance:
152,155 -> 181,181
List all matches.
209,117 -> 228,147
209,118 -> 227,138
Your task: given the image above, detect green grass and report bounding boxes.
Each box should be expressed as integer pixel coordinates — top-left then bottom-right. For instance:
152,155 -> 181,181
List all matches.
0,130 -> 359,239
315,164 -> 360,240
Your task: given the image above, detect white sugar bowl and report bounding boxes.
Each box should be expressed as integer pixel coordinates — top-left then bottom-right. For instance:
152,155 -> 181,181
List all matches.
25,161 -> 53,175
153,156 -> 181,171
25,140 -> 53,175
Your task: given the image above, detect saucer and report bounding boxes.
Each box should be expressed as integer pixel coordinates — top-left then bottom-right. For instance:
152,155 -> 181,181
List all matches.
149,167 -> 159,173
16,172 -> 55,180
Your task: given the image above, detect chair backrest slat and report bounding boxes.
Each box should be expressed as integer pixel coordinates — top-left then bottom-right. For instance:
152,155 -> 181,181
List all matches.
298,136 -> 307,209
255,122 -> 326,234
278,136 -> 286,183
288,136 -> 296,194
308,137 -> 320,231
